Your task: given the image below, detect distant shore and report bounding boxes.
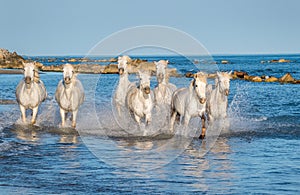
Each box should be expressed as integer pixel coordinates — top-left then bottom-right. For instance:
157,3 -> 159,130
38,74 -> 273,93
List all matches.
0,69 -> 23,74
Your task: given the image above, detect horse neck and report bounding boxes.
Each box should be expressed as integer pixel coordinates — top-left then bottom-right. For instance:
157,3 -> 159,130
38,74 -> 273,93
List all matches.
214,84 -> 227,102
24,81 -> 34,90
64,78 -> 76,91
157,80 -> 167,89
190,86 -> 199,101
119,73 -> 129,84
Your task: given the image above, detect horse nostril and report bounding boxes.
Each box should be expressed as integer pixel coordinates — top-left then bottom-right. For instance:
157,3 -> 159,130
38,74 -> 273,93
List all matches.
225,89 -> 229,96
25,76 -> 31,84
144,87 -> 150,94
118,68 -> 124,75
64,77 -> 71,83
200,98 -> 206,104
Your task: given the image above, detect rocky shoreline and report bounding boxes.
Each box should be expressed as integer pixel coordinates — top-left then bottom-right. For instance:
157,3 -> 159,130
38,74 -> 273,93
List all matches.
0,48 -> 180,77
1,48 -> 299,83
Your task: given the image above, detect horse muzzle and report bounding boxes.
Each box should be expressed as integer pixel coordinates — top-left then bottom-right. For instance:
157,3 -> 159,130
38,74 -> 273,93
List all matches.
225,89 -> 229,96
144,86 -> 151,94
118,68 -> 124,75
200,97 -> 206,104
25,76 -> 32,84
64,77 -> 71,84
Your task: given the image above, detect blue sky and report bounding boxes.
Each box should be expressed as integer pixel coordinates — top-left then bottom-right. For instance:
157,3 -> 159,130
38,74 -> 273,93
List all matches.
1,0 -> 299,55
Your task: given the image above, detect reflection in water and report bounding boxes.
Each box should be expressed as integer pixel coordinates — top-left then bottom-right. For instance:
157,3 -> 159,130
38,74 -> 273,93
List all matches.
59,134 -> 78,145
10,125 -> 41,142
182,137 -> 234,191
16,129 -> 39,142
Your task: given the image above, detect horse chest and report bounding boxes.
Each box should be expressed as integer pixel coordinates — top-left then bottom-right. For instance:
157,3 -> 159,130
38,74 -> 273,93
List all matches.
187,96 -> 205,116
155,85 -> 172,104
60,88 -> 74,109
19,85 -> 40,108
133,94 -> 152,116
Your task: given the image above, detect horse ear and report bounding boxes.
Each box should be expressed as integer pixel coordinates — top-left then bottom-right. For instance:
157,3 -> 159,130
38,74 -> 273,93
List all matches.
194,73 -> 198,78
118,56 -> 122,61
166,60 -> 169,64
154,61 -> 158,66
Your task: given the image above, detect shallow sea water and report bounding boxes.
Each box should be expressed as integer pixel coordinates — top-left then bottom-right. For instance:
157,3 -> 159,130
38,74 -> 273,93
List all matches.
0,55 -> 300,194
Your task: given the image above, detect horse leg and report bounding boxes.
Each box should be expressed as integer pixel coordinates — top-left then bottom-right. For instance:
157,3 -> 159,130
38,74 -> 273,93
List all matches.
170,109 -> 177,133
145,113 -> 151,126
72,110 -> 78,128
183,114 -> 191,128
60,108 -> 66,127
31,106 -> 38,125
199,115 -> 206,139
20,105 -> 26,123
134,114 -> 141,126
116,104 -> 121,117
175,113 -> 180,124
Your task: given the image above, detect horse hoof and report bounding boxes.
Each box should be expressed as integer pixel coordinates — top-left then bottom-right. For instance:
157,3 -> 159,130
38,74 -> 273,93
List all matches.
72,124 -> 76,128
199,134 -> 205,139
31,120 -> 36,125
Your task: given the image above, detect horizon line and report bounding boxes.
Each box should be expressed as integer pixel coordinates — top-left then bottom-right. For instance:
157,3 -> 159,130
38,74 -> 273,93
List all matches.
22,52 -> 300,57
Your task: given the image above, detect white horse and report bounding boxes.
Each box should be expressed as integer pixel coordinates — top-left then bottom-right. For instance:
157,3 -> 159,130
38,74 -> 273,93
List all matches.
16,62 -> 47,124
126,71 -> 153,128
114,55 -> 134,117
153,60 -> 177,106
55,64 -> 85,128
206,71 -> 232,123
170,72 -> 207,138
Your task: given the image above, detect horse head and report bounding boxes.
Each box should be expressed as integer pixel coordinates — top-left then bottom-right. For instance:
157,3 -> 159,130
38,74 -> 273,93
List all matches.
23,62 -> 35,87
216,71 -> 232,96
63,63 -> 75,85
154,60 -> 168,84
138,70 -> 151,95
118,56 -> 130,75
192,72 -> 207,104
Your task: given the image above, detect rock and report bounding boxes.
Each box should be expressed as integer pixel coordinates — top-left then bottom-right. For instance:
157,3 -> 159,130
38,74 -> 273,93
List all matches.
251,76 -> 262,82
41,65 -> 63,72
168,68 -> 180,77
221,60 -> 230,64
279,73 -> 295,83
185,72 -> 194,78
270,59 -> 279,63
102,64 -> 118,74
234,71 -> 248,79
0,48 -> 24,68
269,59 -> 291,63
108,58 -> 118,62
48,58 -> 56,62
68,58 -> 77,62
207,73 -> 217,79
244,75 -> 251,81
278,58 -> 290,63
261,75 -> 267,80
265,76 -> 278,82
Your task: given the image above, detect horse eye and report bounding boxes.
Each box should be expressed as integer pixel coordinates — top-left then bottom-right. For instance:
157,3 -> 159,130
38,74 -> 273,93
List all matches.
195,85 -> 198,87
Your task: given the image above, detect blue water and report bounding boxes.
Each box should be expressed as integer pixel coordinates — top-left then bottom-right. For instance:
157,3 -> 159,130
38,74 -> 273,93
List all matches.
0,55 -> 300,194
